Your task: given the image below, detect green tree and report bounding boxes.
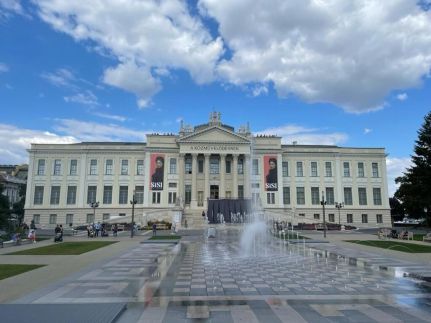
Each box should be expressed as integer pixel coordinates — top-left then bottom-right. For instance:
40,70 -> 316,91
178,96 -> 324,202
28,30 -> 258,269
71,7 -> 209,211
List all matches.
395,111 -> 431,225
389,197 -> 405,222
12,184 -> 26,227
0,185 -> 11,229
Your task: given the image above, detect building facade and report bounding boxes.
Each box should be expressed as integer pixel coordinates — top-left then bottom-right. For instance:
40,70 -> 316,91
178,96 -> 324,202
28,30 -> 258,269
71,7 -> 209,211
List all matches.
24,113 -> 391,228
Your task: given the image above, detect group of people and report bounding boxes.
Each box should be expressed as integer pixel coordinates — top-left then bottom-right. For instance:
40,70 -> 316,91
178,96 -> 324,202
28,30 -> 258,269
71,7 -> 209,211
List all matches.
86,222 -> 110,238
54,224 -> 63,242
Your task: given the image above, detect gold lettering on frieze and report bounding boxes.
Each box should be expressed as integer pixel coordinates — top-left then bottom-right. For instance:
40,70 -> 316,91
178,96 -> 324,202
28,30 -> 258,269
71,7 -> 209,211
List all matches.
190,145 -> 240,151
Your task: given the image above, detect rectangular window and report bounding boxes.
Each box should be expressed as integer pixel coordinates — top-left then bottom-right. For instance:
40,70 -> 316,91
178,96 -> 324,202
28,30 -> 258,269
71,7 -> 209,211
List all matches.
328,214 -> 335,222
90,159 -> 97,175
344,187 -> 353,205
362,214 -> 368,223
358,188 -> 367,205
343,162 -> 350,177
137,160 -> 144,175
33,214 -> 40,224
376,214 -> 383,224
237,159 -> 244,174
34,186 -> 44,205
70,159 -> 78,175
185,157 -> 192,174
282,161 -> 289,177
210,157 -> 220,174
168,182 -> 177,188
103,213 -> 110,220
152,191 -> 161,204
347,214 -> 353,223
252,159 -> 259,175
225,160 -> 231,173
296,161 -> 303,177
119,213 -> 126,217
372,162 -> 379,177
168,192 -> 177,204
169,158 -> 177,174
66,214 -> 73,225
373,188 -> 382,205
310,161 -> 318,177
135,186 -> 144,204
37,159 -> 45,175
121,160 -> 129,175
296,187 -> 305,205
66,186 -> 77,205
283,187 -> 290,205
325,187 -> 334,205
325,162 -> 332,177
119,186 -> 128,204
358,162 -> 365,177
86,214 -> 94,224
267,192 -> 275,204
299,213 -> 305,217
238,185 -> 244,198
53,159 -> 61,175
87,186 -> 97,204
314,214 -> 320,220
105,159 -> 113,175
185,185 -> 191,204
50,186 -> 60,205
251,183 -> 259,188
198,159 -> 204,173
311,187 -> 320,205
103,186 -> 112,204
49,214 -> 57,224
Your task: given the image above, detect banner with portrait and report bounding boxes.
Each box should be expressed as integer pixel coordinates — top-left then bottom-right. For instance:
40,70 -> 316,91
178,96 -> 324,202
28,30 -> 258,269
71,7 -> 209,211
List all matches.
264,155 -> 278,191
150,154 -> 165,191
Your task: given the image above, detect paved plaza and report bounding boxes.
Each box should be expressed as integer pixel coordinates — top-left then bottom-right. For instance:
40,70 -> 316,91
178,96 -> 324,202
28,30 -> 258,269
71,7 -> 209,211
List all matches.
1,228 -> 431,322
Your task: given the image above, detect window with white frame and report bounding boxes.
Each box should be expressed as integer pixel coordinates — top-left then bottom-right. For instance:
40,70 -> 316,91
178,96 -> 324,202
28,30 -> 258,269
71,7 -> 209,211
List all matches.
70,159 -> 77,175
237,158 -> 244,174
37,159 -> 45,175
168,192 -> 177,204
283,187 -> 290,204
372,162 -> 379,177
358,187 -> 367,205
135,186 -> 144,204
296,161 -> 303,177
311,187 -> 320,205
373,188 -> 382,205
343,162 -> 350,177
282,161 -> 289,177
296,187 -> 305,204
34,186 -> 44,205
376,214 -> 383,224
169,158 -> 177,174
53,159 -> 61,175
103,186 -> 112,204
267,192 -> 275,204
103,213 -> 110,220
49,214 -> 57,224
87,186 -> 97,204
33,214 -> 40,224
86,214 -> 94,224
358,162 -> 365,177
66,214 -> 74,225
152,191 -> 161,204
105,159 -> 113,175
89,159 -> 97,175
121,160 -> 129,175
252,159 -> 259,175
314,214 -> 320,220
310,161 -> 318,177
325,187 -> 334,205
119,186 -> 128,204
325,162 -> 332,177
210,157 -> 220,174
347,214 -> 353,223
50,186 -> 60,205
361,214 -> 368,223
344,187 -> 353,205
185,157 -> 192,174
67,186 -> 77,205
328,214 -> 335,222
137,160 -> 144,175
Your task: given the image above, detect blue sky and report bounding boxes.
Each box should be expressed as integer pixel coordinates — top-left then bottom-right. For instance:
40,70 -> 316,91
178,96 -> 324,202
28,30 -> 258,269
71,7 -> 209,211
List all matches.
1,0 -> 431,196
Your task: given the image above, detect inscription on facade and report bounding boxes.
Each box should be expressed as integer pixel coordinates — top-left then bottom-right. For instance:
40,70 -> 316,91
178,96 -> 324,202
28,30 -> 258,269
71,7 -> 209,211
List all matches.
190,145 -> 240,151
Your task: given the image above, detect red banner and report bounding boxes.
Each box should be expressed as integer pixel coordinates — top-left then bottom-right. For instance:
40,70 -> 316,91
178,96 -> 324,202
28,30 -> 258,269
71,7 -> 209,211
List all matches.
150,154 -> 165,190
264,155 -> 278,191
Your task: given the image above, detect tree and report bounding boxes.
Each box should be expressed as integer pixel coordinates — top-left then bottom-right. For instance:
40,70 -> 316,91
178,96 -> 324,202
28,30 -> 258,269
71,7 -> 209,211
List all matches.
0,185 -> 11,229
389,197 -> 405,222
12,183 -> 26,227
395,111 -> 431,225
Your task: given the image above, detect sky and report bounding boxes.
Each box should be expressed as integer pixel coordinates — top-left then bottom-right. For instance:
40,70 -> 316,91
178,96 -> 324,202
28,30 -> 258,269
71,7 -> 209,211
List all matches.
1,0 -> 431,196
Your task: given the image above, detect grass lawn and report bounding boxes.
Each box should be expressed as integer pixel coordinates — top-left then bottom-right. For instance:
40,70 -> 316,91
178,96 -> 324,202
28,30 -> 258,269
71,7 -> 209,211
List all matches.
345,240 -> 431,253
0,264 -> 45,280
149,235 -> 181,240
6,241 -> 117,255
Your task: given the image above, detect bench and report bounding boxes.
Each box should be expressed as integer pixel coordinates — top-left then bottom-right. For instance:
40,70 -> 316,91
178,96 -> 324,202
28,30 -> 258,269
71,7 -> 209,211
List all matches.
0,238 -> 32,248
423,233 -> 431,242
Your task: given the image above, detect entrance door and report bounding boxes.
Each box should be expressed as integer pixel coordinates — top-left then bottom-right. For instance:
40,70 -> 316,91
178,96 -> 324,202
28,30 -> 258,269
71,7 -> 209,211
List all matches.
210,185 -> 219,199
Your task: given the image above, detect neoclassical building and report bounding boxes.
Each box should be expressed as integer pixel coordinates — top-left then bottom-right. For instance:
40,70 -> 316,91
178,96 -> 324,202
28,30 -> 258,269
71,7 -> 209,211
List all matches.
24,112 -> 391,228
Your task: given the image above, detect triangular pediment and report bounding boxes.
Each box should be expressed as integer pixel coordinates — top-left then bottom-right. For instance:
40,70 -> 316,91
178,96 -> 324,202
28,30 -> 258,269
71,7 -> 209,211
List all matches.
178,126 -> 250,144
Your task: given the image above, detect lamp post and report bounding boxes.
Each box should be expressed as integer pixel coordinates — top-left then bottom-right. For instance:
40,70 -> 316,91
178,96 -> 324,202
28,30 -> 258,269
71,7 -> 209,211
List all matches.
320,191 -> 327,238
335,202 -> 344,225
130,191 -> 137,238
89,201 -> 99,223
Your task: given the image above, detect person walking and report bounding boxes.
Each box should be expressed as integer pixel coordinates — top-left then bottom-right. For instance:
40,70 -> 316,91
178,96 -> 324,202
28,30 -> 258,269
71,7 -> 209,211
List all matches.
112,224 -> 118,237
152,223 -> 157,236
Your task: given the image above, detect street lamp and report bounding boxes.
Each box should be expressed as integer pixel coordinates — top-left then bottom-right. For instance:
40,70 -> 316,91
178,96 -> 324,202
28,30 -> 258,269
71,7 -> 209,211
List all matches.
130,191 -> 137,238
335,202 -> 344,225
89,201 -> 99,223
320,191 -> 327,238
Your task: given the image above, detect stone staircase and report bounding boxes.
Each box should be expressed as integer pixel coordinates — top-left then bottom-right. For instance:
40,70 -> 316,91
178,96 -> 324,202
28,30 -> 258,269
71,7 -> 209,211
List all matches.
182,210 -> 209,229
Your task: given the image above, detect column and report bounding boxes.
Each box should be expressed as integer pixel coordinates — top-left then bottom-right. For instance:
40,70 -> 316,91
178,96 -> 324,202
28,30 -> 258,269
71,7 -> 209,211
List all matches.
244,155 -> 250,199
178,154 -> 184,205
204,154 -> 210,208
233,154 -> 238,198
191,154 -> 197,208
220,154 -> 226,198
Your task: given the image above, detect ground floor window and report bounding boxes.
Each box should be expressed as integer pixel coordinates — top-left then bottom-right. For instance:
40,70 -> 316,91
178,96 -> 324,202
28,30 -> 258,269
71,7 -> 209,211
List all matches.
314,214 -> 320,220
298,213 -> 305,217
362,214 -> 368,223
328,213 -> 335,222
185,185 -> 191,205
347,214 -> 353,223
376,214 -> 383,224
152,191 -> 161,204
86,213 -> 94,224
238,185 -> 244,199
168,192 -> 177,204
66,214 -> 74,225
103,213 -> 110,220
49,214 -> 57,224
33,214 -> 40,224
267,192 -> 275,204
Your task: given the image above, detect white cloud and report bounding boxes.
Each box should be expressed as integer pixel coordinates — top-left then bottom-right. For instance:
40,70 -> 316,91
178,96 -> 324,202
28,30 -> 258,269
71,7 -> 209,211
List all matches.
41,68 -> 77,89
64,90 -> 99,106
251,85 -> 268,97
386,157 -> 411,196
397,93 -> 408,101
103,62 -> 160,109
0,0 -> 27,19
255,124 -> 348,145
0,62 -> 8,73
200,0 -> 431,112
0,123 -> 77,164
364,128 -> 372,134
92,112 -> 127,122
